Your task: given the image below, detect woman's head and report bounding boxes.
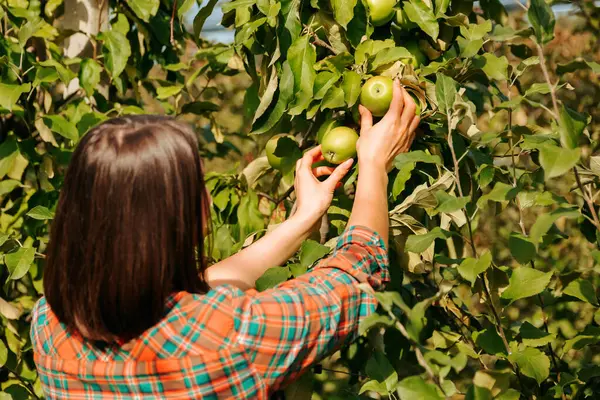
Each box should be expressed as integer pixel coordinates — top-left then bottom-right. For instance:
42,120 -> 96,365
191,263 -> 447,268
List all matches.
44,115 -> 210,342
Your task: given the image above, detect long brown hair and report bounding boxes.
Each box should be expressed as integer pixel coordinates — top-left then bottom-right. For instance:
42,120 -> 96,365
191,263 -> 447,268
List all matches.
44,115 -> 210,342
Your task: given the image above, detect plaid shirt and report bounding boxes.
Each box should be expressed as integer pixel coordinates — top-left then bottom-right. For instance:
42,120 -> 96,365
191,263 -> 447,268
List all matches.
31,226 -> 389,399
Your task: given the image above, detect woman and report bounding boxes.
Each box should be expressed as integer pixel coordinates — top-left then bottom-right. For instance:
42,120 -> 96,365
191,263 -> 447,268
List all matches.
31,80 -> 419,399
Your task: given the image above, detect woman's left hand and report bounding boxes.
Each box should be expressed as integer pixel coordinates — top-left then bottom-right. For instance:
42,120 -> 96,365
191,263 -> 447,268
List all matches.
294,146 -> 354,226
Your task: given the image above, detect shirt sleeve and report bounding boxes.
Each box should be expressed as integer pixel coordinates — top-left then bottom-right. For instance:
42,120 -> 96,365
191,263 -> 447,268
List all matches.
230,225 -> 389,390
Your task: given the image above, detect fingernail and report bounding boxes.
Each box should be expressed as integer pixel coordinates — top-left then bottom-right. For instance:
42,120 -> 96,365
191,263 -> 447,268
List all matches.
345,158 -> 354,167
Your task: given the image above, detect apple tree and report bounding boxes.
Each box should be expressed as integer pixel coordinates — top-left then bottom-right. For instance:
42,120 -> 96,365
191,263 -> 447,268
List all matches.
1,0 -> 600,398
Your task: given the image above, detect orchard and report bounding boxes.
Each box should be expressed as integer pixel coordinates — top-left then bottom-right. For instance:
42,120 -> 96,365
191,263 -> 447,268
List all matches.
1,0 -> 600,398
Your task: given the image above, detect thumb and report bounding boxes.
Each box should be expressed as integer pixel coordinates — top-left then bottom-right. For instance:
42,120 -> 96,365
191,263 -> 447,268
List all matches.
358,105 -> 373,135
324,158 -> 354,192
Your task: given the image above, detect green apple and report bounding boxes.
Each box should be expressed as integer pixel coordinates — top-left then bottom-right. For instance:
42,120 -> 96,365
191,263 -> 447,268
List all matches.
366,0 -> 397,26
321,127 -> 359,164
316,119 -> 342,144
266,134 -> 295,170
360,76 -> 394,117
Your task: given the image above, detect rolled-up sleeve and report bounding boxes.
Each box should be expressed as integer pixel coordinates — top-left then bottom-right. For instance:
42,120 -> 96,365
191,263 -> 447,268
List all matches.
230,225 -> 389,390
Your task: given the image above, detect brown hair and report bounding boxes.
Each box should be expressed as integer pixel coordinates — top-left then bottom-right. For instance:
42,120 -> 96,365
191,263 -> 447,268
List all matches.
44,115 -> 210,342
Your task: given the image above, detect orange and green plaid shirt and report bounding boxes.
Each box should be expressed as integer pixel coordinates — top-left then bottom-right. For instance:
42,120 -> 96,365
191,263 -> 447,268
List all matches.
31,226 -> 389,399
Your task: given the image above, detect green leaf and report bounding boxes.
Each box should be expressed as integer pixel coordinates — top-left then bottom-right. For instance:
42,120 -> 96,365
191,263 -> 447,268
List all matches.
465,385 -> 493,400
287,35 -> 317,115
556,59 -> 600,75
157,85 -> 184,100
193,0 -> 220,39
331,0 -> 357,28
397,376 -> 444,400
508,347 -> 550,384
392,162 -> 416,200
539,145 -> 580,179
0,339 -> 7,367
477,182 -> 519,206
394,150 -> 442,169
252,61 -> 295,135
38,59 -> 75,83
0,180 -> 21,197
457,252 -> 492,285
529,208 -> 580,246
405,227 -> 450,253
355,39 -> 395,65
528,0 -> 555,44
299,240 -> 330,268
476,165 -> 495,188
289,263 -> 308,278
321,86 -> 345,110
0,82 -> 31,111
0,138 -> 18,179
33,67 -> 59,87
366,350 -> 398,392
255,267 -> 291,291
369,47 -> 414,71
474,54 -> 508,81
520,321 -> 555,347
501,267 -> 553,303
0,234 -> 8,247
341,70 -> 361,107
222,0 -> 255,13
562,326 -> 600,355
563,279 -> 598,305
435,191 -> 469,213
128,0 -> 159,22
404,0 -> 439,40
5,247 -> 36,280
559,106 -> 588,149
359,314 -> 393,336
237,190 -> 265,238
26,206 -> 54,220
43,115 -> 79,142
79,58 -> 102,97
101,31 -> 132,78
458,37 -> 484,58
253,67 -> 280,121
508,233 -> 536,264
435,73 -> 457,116
359,380 -> 390,395
473,328 -> 507,356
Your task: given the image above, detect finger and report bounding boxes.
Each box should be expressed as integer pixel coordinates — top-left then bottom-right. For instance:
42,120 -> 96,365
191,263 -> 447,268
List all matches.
401,116 -> 420,150
295,158 -> 302,173
303,145 -> 324,164
399,88 -> 417,129
358,105 -> 373,134
312,166 -> 336,177
408,116 -> 421,140
298,146 -> 323,179
324,158 -> 354,191
382,80 -> 404,123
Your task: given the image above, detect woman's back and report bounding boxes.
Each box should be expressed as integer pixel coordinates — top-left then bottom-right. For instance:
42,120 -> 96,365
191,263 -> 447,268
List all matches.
31,226 -> 389,399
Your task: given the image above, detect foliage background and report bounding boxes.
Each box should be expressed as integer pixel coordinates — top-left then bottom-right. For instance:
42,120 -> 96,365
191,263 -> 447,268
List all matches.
1,0 -> 600,399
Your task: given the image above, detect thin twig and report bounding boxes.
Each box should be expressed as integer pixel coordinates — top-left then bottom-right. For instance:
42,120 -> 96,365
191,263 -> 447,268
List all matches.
170,0 -> 178,46
574,168 -> 600,232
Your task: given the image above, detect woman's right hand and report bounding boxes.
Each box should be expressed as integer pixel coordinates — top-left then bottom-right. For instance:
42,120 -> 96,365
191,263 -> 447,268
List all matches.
357,80 -> 420,171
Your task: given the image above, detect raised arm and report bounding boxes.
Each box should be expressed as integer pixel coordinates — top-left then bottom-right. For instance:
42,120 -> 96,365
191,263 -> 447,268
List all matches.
229,81 -> 420,389
349,80 -> 420,246
206,146 -> 353,290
